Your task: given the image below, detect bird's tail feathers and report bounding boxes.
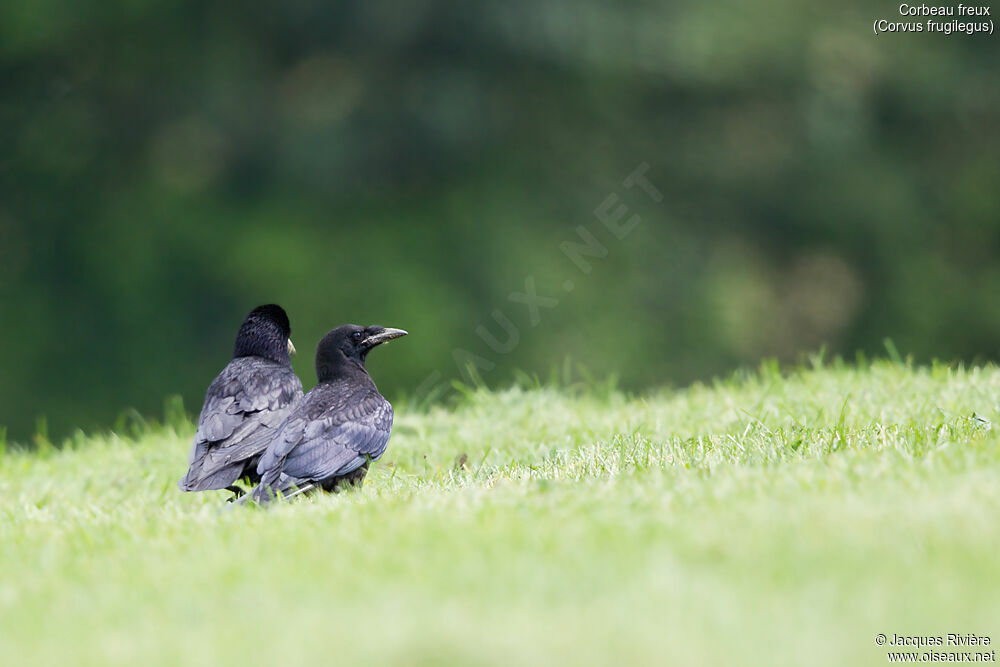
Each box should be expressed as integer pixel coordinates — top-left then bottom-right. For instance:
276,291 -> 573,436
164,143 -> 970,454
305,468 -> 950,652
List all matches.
277,481 -> 317,500
238,474 -> 316,506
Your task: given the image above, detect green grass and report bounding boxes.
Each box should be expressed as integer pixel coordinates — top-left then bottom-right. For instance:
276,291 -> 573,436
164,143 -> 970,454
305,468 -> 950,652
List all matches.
2,361 -> 999,666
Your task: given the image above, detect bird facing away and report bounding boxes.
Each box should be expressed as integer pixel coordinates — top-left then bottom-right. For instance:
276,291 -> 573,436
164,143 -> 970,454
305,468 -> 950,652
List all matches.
249,324 -> 407,504
179,304 -> 304,497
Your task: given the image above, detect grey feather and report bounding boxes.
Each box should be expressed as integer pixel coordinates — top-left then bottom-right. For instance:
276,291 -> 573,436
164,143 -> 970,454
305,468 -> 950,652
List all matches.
179,356 -> 303,492
250,376 -> 392,503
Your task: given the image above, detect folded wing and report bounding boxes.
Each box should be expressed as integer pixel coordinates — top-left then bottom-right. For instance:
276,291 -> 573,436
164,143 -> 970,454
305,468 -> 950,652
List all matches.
254,383 -> 393,501
179,357 -> 303,491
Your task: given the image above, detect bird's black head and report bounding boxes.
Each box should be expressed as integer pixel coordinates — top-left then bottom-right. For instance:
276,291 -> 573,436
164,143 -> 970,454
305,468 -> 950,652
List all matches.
316,324 -> 408,381
233,304 -> 297,366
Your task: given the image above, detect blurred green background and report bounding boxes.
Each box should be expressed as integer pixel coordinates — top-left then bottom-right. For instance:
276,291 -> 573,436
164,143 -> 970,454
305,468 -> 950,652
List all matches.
1,1 -> 998,441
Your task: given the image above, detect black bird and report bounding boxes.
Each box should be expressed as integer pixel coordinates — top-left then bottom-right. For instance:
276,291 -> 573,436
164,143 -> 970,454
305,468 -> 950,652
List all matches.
249,324 -> 407,504
179,304 -> 304,497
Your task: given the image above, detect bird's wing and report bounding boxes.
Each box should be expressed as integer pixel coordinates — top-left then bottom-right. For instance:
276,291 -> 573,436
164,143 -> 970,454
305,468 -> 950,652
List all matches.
257,386 -> 393,485
180,358 -> 303,490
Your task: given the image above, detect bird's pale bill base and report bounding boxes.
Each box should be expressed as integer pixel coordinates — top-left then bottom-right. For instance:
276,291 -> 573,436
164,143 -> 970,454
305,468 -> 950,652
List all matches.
362,328 -> 407,347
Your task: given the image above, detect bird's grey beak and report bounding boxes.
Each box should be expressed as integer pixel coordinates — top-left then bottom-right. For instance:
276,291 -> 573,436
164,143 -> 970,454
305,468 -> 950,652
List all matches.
287,338 -> 297,356
362,327 -> 408,348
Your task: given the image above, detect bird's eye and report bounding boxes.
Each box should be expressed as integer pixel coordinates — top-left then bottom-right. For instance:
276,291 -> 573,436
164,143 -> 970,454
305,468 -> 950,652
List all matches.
352,331 -> 363,342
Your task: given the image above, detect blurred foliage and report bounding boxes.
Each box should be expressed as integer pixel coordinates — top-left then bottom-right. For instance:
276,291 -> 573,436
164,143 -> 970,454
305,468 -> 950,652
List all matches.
0,0 -> 998,441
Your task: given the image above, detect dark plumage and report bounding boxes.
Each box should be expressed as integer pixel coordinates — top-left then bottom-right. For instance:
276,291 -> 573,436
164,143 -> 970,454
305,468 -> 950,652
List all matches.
249,324 -> 407,504
179,304 -> 304,496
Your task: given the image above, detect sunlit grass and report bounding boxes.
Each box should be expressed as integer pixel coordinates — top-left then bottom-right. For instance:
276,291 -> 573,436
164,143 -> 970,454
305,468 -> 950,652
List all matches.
1,361 -> 999,666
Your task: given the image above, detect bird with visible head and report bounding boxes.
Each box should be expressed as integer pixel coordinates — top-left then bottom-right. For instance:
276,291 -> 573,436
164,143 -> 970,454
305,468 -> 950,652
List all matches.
248,323 -> 408,504
179,304 -> 304,498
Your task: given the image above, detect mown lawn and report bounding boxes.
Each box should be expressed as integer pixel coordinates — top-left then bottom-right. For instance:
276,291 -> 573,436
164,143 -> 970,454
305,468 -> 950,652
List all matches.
1,361 -> 998,666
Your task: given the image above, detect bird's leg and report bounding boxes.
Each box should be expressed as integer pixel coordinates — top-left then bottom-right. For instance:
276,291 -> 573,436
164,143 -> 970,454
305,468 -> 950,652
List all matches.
333,461 -> 370,493
225,485 -> 246,502
353,458 -> 371,488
